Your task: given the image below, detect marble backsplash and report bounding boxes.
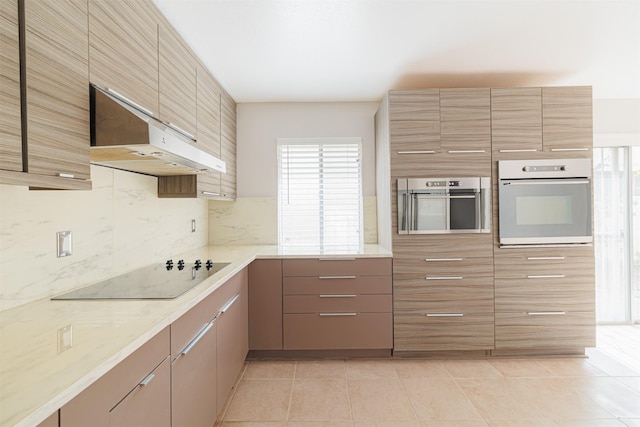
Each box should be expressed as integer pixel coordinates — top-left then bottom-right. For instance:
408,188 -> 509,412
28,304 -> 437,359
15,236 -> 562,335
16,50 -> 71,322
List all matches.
209,196 -> 378,245
0,165 -> 208,311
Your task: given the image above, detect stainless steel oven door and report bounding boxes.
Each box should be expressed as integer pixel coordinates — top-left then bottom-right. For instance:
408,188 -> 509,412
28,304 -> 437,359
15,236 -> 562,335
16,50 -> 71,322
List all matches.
499,178 -> 592,245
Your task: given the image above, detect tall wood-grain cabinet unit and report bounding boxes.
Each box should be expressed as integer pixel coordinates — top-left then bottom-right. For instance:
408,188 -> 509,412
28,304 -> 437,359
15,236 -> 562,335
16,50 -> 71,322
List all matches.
1,0 -> 91,189
0,0 -> 22,173
221,91 -> 237,199
88,0 -> 159,116
60,328 -> 171,427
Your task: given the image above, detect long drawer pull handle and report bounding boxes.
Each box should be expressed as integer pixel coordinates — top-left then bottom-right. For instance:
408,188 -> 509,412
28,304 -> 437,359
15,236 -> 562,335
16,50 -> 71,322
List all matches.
180,321 -> 214,356
527,274 -> 566,279
426,276 -> 463,280
447,150 -> 486,154
58,173 -> 75,179
319,294 -> 357,298
499,149 -> 538,153
527,311 -> 566,316
219,294 -> 240,314
425,258 -> 464,262
426,313 -> 464,317
318,257 -> 356,261
318,275 -> 357,280
550,148 -> 589,152
201,191 -> 220,196
319,312 -> 357,316
527,256 -> 566,260
139,373 -> 155,387
397,150 -> 436,155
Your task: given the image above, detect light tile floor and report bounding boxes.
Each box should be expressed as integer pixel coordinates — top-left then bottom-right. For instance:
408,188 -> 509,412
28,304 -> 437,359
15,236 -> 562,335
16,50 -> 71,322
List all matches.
217,326 -> 640,427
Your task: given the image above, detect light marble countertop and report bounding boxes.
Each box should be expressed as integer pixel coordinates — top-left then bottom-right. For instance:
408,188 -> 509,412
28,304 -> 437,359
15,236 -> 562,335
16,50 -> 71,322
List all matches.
0,244 -> 391,427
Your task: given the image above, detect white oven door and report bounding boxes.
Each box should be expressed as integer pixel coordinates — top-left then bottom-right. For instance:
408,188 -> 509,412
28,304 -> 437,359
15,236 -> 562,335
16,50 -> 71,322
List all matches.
499,178 -> 592,245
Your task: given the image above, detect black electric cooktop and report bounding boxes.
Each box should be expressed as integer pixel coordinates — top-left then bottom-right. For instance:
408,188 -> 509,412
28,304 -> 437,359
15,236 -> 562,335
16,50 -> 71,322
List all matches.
52,259 -> 230,300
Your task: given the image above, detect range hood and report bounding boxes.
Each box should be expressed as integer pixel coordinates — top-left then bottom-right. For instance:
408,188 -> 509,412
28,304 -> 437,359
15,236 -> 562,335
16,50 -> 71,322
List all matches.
90,85 -> 226,176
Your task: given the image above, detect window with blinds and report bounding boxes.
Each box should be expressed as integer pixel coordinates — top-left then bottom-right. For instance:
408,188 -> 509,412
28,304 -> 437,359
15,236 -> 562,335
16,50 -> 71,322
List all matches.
277,138 -> 363,251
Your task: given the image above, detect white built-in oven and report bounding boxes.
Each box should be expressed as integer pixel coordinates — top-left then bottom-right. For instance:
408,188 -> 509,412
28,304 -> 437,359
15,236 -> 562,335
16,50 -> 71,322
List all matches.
397,177 -> 491,234
498,158 -> 592,246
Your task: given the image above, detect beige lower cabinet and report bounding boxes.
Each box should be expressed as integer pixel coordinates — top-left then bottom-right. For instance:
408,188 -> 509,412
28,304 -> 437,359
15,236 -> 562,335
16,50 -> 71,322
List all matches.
282,258 -> 393,351
36,411 -> 58,427
60,327 -> 171,427
170,287 -> 219,427
214,267 -> 249,414
248,259 -> 283,350
493,246 -> 596,351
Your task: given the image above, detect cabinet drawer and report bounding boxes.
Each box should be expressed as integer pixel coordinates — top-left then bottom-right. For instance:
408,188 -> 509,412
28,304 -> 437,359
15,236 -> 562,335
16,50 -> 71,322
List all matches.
495,276 -> 594,313
495,311 -> 595,349
284,313 -> 392,350
394,312 -> 494,351
391,234 -> 494,259
393,257 -> 493,279
282,258 -> 392,277
171,290 -> 218,358
494,249 -> 594,279
283,275 -> 391,295
394,279 -> 494,313
284,294 -> 392,314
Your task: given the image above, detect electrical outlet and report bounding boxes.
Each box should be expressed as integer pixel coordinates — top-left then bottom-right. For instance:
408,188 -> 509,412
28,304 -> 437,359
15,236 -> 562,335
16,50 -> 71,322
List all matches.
57,325 -> 73,353
57,231 -> 72,257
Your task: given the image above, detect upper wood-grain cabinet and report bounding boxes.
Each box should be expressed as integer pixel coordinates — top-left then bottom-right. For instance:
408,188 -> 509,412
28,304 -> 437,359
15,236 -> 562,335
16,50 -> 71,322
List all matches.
17,0 -> 91,185
221,91 -> 237,199
88,0 -> 159,116
0,0 -> 22,172
491,87 -> 542,153
491,86 -> 592,156
158,16 -> 197,140
542,86 -> 592,154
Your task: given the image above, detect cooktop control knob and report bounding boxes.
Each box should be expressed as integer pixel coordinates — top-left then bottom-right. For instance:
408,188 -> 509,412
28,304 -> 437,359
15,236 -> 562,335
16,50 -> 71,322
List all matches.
166,260 -> 174,271
177,259 -> 185,271
194,259 -> 202,270
206,259 -> 214,271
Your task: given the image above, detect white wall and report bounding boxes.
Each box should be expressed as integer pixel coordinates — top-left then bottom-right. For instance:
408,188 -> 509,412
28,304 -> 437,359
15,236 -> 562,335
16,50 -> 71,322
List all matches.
236,102 -> 379,197
0,166 -> 208,311
593,99 -> 640,147
208,101 -> 380,245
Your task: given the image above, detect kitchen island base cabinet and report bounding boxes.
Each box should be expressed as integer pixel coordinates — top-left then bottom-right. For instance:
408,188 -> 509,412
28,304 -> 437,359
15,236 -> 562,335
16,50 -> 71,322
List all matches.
60,327 -> 170,427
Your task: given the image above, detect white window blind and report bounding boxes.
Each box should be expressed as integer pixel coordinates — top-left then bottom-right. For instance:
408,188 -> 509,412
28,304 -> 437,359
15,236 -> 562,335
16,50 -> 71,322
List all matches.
277,138 -> 363,251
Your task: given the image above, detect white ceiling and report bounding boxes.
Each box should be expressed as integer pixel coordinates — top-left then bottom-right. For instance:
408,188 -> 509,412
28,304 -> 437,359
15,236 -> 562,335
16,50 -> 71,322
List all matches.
152,0 -> 640,103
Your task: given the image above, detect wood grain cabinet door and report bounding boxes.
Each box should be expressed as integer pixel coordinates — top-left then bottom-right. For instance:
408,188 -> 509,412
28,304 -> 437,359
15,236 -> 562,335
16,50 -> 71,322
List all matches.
542,86 -> 592,154
0,0 -> 22,172
88,0 -> 159,116
220,91 -> 237,199
158,18 -> 197,140
491,87 -> 542,153
24,0 -> 90,181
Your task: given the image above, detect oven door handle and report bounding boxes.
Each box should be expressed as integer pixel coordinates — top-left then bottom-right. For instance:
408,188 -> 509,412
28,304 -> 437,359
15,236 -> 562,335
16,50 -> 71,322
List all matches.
503,180 -> 590,186
414,195 -> 477,199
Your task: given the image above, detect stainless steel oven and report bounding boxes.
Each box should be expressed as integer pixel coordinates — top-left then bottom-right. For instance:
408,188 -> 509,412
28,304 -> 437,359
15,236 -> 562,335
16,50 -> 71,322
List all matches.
397,177 -> 491,234
498,158 -> 592,246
